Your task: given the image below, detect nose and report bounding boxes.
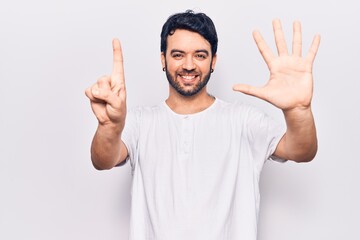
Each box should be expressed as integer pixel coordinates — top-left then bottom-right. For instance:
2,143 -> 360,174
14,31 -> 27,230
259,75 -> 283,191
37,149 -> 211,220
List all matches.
182,55 -> 196,71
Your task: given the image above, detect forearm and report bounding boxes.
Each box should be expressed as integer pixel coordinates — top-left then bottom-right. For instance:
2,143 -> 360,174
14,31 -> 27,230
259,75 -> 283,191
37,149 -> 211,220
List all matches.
280,107 -> 318,162
91,124 -> 123,170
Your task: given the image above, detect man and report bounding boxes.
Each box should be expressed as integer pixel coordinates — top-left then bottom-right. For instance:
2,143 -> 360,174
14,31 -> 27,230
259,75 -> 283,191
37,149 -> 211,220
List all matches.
85,10 -> 320,240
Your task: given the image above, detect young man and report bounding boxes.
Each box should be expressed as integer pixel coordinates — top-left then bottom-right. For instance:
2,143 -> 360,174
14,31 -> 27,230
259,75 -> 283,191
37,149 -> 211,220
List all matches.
85,10 -> 320,240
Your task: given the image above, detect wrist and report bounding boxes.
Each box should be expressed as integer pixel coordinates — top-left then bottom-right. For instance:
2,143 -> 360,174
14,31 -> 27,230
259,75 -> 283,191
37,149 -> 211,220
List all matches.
282,105 -> 315,130
283,105 -> 312,117
97,121 -> 124,136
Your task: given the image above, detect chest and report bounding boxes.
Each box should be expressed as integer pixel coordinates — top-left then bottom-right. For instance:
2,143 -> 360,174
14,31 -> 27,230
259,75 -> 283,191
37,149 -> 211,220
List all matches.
136,114 -> 253,178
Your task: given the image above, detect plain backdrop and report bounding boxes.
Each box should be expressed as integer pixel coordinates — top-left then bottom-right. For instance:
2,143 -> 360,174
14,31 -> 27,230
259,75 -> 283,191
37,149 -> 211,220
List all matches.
1,0 -> 359,239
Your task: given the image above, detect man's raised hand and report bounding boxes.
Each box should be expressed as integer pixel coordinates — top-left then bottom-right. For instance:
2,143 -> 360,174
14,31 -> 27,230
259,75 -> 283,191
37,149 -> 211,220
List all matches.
233,20 -> 320,112
85,39 -> 127,130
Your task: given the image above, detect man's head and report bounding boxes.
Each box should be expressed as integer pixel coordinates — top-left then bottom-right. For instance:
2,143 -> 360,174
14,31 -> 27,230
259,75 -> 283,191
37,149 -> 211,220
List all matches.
160,10 -> 218,97
160,10 -> 218,56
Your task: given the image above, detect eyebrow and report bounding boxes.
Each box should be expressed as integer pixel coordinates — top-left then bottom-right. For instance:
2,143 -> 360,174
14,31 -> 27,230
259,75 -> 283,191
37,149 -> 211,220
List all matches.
170,49 -> 209,56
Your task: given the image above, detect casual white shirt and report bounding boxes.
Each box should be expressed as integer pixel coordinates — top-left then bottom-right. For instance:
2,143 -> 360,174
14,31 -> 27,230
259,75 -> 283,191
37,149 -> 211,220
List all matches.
122,98 -> 285,240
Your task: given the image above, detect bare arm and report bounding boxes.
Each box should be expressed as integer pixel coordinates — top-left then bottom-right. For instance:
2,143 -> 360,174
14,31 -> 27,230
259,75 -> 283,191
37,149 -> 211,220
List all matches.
90,125 -> 128,170
275,107 -> 317,162
85,39 -> 129,169
233,20 -> 320,162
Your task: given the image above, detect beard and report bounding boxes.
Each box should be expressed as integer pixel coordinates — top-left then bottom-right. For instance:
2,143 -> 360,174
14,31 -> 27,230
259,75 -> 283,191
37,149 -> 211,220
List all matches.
165,66 -> 212,97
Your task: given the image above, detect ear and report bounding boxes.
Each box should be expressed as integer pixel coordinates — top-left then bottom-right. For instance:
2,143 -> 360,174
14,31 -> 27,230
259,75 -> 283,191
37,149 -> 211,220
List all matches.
211,53 -> 217,70
161,52 -> 166,69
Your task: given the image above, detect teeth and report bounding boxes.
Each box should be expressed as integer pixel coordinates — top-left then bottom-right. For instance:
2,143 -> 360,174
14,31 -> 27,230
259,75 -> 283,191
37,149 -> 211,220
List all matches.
181,75 -> 196,80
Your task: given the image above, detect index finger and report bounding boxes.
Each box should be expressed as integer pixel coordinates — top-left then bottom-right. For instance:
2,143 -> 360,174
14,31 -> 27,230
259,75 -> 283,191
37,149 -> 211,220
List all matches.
253,30 -> 275,66
112,38 -> 124,81
305,34 -> 321,66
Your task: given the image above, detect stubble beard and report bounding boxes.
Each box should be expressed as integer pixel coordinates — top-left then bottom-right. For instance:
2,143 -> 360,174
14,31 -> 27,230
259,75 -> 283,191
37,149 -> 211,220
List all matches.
165,65 -> 212,97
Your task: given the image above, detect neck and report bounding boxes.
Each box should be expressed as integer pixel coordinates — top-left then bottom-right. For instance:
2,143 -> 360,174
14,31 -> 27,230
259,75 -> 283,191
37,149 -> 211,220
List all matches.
166,87 -> 215,114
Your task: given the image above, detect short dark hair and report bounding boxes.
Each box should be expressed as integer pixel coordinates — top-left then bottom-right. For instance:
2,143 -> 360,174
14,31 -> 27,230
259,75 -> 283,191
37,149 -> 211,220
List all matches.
160,10 -> 218,56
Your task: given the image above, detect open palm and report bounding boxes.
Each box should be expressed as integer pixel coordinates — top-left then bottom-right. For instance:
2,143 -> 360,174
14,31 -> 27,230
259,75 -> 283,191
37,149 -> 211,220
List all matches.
233,20 -> 320,111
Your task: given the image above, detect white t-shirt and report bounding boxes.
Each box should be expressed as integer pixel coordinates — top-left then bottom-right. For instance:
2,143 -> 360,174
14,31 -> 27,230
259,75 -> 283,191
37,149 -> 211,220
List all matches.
122,98 -> 285,240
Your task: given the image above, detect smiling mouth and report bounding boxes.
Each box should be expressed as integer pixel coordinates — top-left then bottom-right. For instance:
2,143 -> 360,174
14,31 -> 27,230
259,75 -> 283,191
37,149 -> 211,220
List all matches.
182,75 -> 196,79
178,74 -> 199,82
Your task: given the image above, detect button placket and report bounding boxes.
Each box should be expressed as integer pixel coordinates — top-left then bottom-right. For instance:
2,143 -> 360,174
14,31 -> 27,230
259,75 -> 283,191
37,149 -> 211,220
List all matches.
180,116 -> 192,155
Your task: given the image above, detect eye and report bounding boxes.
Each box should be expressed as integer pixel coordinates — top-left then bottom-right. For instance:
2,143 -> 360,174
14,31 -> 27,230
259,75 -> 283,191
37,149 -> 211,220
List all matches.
171,53 -> 183,59
195,53 -> 207,60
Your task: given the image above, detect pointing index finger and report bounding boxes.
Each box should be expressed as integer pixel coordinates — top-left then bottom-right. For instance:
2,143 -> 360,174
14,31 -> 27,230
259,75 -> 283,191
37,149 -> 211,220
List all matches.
112,38 -> 124,83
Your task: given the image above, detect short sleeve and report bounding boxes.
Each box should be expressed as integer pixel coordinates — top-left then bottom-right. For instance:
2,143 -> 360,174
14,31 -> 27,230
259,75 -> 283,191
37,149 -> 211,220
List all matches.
245,106 -> 287,171
120,107 -> 141,172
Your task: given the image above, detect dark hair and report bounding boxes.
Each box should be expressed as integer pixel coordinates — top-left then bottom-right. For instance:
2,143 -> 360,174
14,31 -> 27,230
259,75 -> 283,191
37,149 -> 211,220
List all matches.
160,10 -> 218,56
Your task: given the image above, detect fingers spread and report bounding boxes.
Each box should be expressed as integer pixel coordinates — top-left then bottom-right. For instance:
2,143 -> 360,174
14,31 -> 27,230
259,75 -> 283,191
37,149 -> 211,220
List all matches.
273,19 -> 289,56
292,21 -> 302,57
253,31 -> 274,65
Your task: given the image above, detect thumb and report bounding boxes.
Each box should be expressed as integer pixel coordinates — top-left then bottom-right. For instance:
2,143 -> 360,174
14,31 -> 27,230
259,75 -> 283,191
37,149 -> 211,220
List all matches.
232,84 -> 265,99
92,88 -> 121,109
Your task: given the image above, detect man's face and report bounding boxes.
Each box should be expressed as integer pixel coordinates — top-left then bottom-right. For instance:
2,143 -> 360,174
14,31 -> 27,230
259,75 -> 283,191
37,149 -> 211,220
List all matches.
161,29 -> 217,97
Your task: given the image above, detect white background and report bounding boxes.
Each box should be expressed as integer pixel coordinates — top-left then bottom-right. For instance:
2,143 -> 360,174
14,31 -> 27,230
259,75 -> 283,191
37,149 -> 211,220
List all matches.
1,0 -> 359,239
